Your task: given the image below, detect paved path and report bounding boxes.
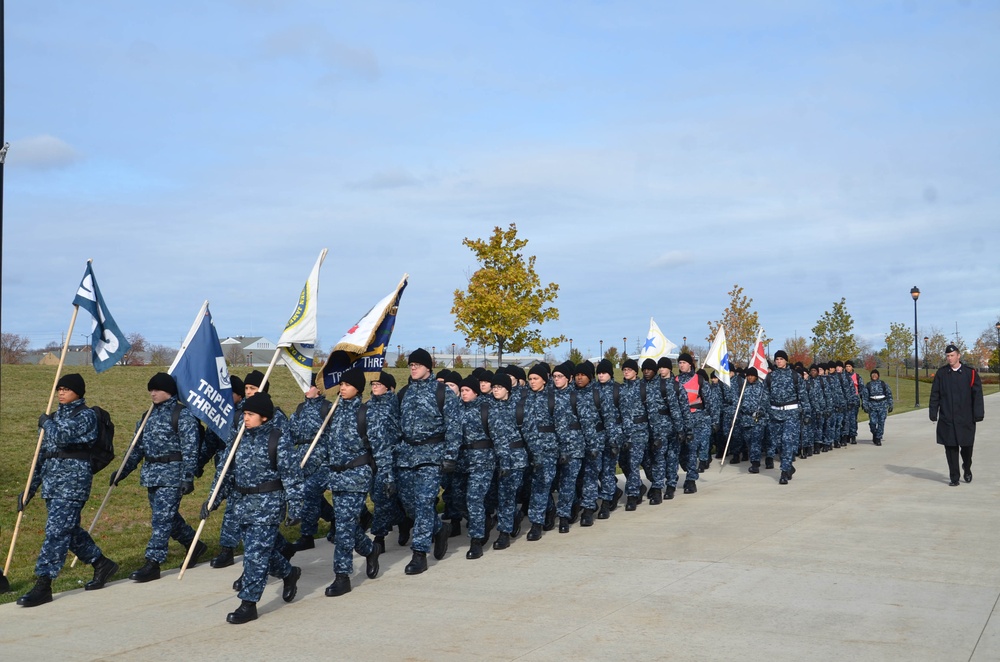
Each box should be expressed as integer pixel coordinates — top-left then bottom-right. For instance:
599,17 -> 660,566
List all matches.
3,394 -> 999,661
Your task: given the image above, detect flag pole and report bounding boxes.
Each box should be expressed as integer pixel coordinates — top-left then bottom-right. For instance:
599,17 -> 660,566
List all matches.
718,328 -> 762,473
4,300 -> 83,576
300,393 -> 340,468
178,347 -> 282,580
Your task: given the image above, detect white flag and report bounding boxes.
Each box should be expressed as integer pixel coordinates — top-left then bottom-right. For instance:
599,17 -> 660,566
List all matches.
704,325 -> 731,385
278,249 -> 327,392
639,317 -> 678,363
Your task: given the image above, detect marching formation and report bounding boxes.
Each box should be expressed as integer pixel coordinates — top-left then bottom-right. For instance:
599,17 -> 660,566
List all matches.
10,347 -> 901,623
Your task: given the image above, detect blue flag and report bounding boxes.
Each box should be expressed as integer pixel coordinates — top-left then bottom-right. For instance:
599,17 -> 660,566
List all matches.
170,304 -> 235,441
72,262 -> 131,372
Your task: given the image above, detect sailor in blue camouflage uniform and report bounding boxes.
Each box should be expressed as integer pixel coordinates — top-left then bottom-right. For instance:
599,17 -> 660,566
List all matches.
210,380 -> 245,569
619,359 -> 650,510
396,348 -> 462,575
862,369 -> 892,445
594,359 -> 624,519
763,351 -> 811,484
815,364 -> 834,453
367,371 -> 407,551
844,360 -> 864,444
795,366 -> 814,459
656,358 -> 690,501
823,362 -> 845,449
805,365 -> 828,456
522,363 -> 559,541
203,392 -> 303,624
489,372 -> 528,551
16,374 -> 119,608
835,361 -> 859,445
709,371 -> 734,467
198,375 -> 242,478
676,354 -> 719,494
638,359 -> 666,505
437,369 -> 466,538
736,367 -> 767,468
550,361 -> 585,533
572,361 -> 604,526
322,368 -> 381,597
284,375 -> 334,555
115,373 -> 206,582
457,376 -> 496,560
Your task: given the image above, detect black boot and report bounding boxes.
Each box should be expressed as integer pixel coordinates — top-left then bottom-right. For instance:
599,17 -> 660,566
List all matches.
226,600 -> 258,624
850,436 -> 857,445
449,518 -> 462,538
609,486 -> 623,511
130,559 -> 160,583
211,546 -> 235,569
597,502 -> 611,519
764,457 -> 774,470
665,485 -> 676,500
397,517 -> 413,546
569,503 -> 582,525
372,535 -> 386,554
580,508 -> 595,526
466,539 -> 484,560
366,544 -> 381,579
289,535 -> 315,553
558,516 -> 570,533
0,572 -> 9,594
625,496 -> 638,511
543,508 -> 556,531
683,480 -> 697,494
233,574 -> 243,592
404,551 -> 427,575
730,455 -> 742,465
85,555 -> 118,591
325,573 -> 351,597
638,483 -> 648,502
493,532 -> 511,550
17,576 -> 52,607
433,520 -> 451,560
527,522 -> 543,541
484,513 -> 497,545
187,541 -> 208,568
647,488 -> 662,505
282,566 -> 301,602
779,471 -> 789,485
511,511 -> 523,538
749,461 -> 760,474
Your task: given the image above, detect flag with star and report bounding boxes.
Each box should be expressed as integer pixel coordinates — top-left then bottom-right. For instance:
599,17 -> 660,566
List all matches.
638,317 -> 678,364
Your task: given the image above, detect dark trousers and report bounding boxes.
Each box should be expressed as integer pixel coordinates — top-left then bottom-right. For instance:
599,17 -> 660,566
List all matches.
944,445 -> 973,483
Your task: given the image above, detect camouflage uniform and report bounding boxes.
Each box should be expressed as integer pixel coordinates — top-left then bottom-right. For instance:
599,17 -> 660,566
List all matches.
367,391 -> 403,538
619,378 -> 650,498
655,375 -> 690,491
639,375 -> 668,491
521,384 -> 559,525
845,368 -> 864,441
211,418 -> 303,603
823,369 -> 845,448
805,372 -> 828,453
458,396 -> 497,541
287,396 -> 332,539
216,399 -> 245,551
325,395 -> 376,576
816,371 -> 834,450
594,380 -> 624,505
573,380 -> 605,511
724,373 -> 745,459
118,396 -> 199,563
490,397 -> 528,534
552,385 -> 584,519
737,379 -> 768,463
862,377 -> 893,442
838,369 -> 859,444
397,376 -> 461,554
764,366 -> 811,478
676,371 -> 719,485
30,400 -> 105,578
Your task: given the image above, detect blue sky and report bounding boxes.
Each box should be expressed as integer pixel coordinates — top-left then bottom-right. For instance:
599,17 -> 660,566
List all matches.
3,0 -> 999,361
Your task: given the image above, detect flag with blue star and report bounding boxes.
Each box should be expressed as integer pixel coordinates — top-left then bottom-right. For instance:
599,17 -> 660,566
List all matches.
705,325 -> 731,386
639,317 -> 678,363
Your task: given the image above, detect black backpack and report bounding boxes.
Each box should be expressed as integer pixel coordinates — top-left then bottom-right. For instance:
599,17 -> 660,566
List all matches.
84,406 -> 115,474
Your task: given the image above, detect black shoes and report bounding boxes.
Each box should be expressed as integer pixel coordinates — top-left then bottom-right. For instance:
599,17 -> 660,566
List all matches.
511,511 -> 523,538
779,472 -> 789,485
764,457 -> 774,470
597,502 -> 611,519
748,462 -> 760,474
665,485 -> 676,500
964,471 -> 973,483
283,566 -> 301,602
580,509 -> 594,527
730,455 -> 742,465
610,487 -> 623,511
372,535 -> 385,554
683,480 -> 697,494
233,574 -> 243,592
366,544 -> 381,578
433,521 -> 451,560
558,517 -> 570,534
188,541 -> 208,568
493,532 -> 511,550
449,518 -> 462,538
949,480 -> 960,487
404,551 -> 427,575
466,539 -> 484,560
130,559 -> 160,583
17,576 -> 52,607
85,555 -> 118,591
397,518 -> 413,546
289,535 -> 315,553
325,573 -> 351,597
526,523 -> 543,541
211,546 -> 235,568
647,488 -> 662,505
569,504 -> 582,525
543,508 -> 556,531
227,600 -> 258,624
624,496 -> 638,511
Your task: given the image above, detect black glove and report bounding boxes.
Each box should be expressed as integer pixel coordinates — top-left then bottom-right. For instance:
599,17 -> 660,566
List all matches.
200,499 -> 218,520
181,481 -> 195,495
889,407 -> 894,413
558,454 -> 569,465
194,465 -> 204,479
686,432 -> 695,443
38,412 -> 52,428
17,491 -> 32,512
109,472 -> 121,487
441,459 -> 457,474
384,481 -> 397,498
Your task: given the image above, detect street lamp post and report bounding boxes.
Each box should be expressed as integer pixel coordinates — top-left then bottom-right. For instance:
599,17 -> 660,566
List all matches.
432,346 -> 436,368
923,336 -> 929,377
599,339 -> 603,358
569,338 -> 573,357
623,337 -> 627,357
452,343 -> 456,368
683,336 -> 686,349
911,286 -> 920,407
995,322 -> 1000,384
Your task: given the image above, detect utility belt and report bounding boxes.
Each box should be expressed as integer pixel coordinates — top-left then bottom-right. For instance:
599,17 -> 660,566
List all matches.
509,440 -> 526,449
771,403 -> 799,411
869,395 -> 887,401
688,403 -> 704,411
406,434 -> 444,446
235,479 -> 284,495
658,408 -> 669,415
568,423 -> 582,431
146,451 -> 184,464
632,415 -> 648,424
331,452 -> 372,472
461,439 -> 493,451
536,425 -> 556,433
42,448 -> 89,461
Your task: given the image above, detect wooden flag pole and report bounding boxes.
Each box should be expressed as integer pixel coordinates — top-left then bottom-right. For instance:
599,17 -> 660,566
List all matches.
718,378 -> 748,473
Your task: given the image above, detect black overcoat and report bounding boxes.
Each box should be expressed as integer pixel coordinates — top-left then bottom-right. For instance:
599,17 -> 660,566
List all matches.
928,362 -> 984,447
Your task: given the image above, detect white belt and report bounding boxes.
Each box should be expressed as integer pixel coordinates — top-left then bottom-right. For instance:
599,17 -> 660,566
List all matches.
770,404 -> 799,411
870,395 -> 886,401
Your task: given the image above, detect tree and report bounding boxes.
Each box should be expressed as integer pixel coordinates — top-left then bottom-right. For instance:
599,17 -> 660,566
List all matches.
972,324 -> 1000,370
148,345 -> 175,366
452,223 -> 564,366
567,347 -> 584,364
784,335 -> 811,366
1,332 -> 30,364
706,284 -> 769,367
121,332 -> 147,366
884,322 -> 913,372
810,298 -> 859,361
394,346 -> 409,368
226,343 -> 246,367
924,328 -> 949,370
603,346 -> 620,367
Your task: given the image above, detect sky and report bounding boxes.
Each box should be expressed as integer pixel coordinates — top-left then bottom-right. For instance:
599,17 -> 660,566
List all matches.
3,0 -> 999,363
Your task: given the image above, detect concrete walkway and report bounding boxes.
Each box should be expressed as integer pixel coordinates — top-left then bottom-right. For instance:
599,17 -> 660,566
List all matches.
3,395 -> 999,661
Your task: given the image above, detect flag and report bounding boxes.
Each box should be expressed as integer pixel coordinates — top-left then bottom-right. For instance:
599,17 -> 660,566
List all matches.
72,261 -> 131,372
748,331 -> 770,381
638,317 -> 678,363
322,275 -> 408,388
278,249 -> 327,392
704,325 -> 731,385
169,302 -> 234,440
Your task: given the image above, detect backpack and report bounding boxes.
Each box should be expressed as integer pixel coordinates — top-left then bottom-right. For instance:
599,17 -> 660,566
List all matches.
77,406 -> 115,474
516,389 -> 556,428
171,401 -> 206,462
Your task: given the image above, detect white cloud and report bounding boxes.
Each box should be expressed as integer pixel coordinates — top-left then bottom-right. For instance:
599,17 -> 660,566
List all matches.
7,135 -> 82,169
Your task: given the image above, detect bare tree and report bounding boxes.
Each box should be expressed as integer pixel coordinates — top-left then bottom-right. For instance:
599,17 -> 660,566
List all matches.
1,333 -> 31,364
121,332 -> 147,366
148,345 -> 176,366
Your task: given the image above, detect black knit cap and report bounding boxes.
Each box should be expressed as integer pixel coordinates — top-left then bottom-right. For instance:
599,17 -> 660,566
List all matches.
641,358 -> 657,372
340,368 -> 366,393
506,365 -> 526,383
243,392 -> 274,419
773,350 -> 788,361
697,369 -> 710,380
480,370 -> 494,382
408,348 -> 433,370
444,370 -> 461,386
835,360 -> 844,368
230,375 -> 244,397
147,372 -> 178,396
845,360 -> 855,367
436,369 -> 453,383
528,363 -> 549,380
576,361 -> 595,381
472,367 -> 487,381
57,373 -> 86,398
622,358 -> 639,373
596,359 -> 614,376
870,369 -> 880,377
373,371 -> 396,390
657,356 -> 673,370
745,367 -> 758,377
553,361 -> 576,378
244,370 -> 269,393
460,375 -> 480,393
492,372 -> 512,391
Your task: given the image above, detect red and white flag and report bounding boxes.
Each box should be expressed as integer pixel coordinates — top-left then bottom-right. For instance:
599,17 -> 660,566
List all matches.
748,331 -> 769,380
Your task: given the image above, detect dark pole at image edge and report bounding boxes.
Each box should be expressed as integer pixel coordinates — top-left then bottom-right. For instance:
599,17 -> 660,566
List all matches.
911,286 -> 920,407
